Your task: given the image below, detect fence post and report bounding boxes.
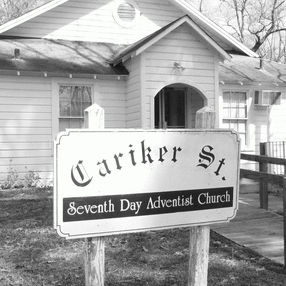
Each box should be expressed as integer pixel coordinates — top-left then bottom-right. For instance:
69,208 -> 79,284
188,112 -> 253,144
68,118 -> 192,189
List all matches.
283,177 -> 286,268
187,106 -> 215,286
84,104 -> 105,286
259,143 -> 268,210
284,142 -> 286,175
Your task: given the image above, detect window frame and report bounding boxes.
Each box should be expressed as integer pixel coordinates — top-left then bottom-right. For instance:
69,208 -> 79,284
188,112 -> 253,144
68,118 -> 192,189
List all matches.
59,85 -> 92,131
52,79 -> 99,140
221,89 -> 249,149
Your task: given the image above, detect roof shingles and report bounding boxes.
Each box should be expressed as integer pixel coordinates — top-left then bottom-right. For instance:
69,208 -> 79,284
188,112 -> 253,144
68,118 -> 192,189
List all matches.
0,37 -> 129,75
219,54 -> 286,84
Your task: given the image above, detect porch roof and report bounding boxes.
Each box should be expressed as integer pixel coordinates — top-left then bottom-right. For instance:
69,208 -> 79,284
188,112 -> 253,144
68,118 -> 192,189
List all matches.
219,54 -> 286,85
110,15 -> 232,66
0,37 -> 129,77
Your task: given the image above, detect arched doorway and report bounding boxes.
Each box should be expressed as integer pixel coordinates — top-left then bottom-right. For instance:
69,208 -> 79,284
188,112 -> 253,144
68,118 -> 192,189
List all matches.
154,84 -> 206,129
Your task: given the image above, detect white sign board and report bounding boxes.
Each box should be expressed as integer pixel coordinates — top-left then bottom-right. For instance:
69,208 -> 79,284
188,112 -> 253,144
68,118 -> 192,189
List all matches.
54,129 -> 240,239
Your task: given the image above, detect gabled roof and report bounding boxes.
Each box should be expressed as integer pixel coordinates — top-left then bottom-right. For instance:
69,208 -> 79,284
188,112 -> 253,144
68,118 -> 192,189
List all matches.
111,15 -> 231,66
0,0 -> 258,58
219,54 -> 286,85
0,37 -> 128,76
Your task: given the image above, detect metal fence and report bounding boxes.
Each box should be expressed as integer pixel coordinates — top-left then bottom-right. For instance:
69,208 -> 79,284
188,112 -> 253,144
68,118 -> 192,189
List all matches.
261,142 -> 286,175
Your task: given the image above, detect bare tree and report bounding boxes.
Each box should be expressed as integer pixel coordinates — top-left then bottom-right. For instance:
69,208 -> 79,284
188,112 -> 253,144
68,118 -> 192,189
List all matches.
198,0 -> 204,12
219,0 -> 286,52
186,0 -> 286,62
0,0 -> 51,25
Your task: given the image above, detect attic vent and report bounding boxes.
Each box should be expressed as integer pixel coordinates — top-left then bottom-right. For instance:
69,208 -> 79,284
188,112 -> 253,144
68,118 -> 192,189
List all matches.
113,0 -> 140,28
118,3 -> 136,22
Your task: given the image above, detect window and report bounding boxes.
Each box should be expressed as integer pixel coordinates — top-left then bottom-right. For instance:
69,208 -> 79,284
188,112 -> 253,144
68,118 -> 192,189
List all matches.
59,85 -> 92,132
222,91 -> 247,145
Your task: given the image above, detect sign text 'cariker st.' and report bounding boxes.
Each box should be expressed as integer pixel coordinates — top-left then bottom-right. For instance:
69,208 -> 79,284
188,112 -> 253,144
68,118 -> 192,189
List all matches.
71,139 -> 227,188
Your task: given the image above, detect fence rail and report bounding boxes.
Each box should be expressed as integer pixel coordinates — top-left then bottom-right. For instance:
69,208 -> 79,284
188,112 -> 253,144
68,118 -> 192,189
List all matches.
240,153 -> 286,187
240,168 -> 284,186
240,152 -> 286,267
241,153 -> 286,166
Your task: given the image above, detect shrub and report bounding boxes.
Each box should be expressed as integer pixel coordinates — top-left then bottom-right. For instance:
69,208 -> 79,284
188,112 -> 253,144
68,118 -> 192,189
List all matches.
0,160 -> 53,189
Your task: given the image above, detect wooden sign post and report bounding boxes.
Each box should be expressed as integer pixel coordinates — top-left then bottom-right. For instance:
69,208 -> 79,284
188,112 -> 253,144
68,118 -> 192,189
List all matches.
188,106 -> 216,286
84,104 -> 105,286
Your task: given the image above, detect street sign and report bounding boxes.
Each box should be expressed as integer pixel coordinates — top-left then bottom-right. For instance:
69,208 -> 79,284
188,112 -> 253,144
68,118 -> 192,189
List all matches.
54,129 -> 240,239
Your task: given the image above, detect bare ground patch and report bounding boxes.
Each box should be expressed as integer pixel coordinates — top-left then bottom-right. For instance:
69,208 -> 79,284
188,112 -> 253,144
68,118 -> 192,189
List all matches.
0,188 -> 285,285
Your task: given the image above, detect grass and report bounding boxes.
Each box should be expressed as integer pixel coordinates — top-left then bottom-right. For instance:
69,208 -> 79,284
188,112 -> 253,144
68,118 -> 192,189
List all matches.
0,188 -> 286,285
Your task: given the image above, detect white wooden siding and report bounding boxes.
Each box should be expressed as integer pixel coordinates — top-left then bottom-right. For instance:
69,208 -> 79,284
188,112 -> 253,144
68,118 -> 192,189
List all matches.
0,75 -> 127,183
0,76 -> 53,181
143,23 -> 216,128
268,93 -> 286,142
125,55 -> 142,128
253,110 -> 268,151
3,0 -> 183,44
98,79 -> 126,128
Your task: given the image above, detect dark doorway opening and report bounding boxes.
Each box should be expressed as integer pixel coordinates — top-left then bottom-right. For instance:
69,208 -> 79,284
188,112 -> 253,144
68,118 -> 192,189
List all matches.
155,87 -> 186,129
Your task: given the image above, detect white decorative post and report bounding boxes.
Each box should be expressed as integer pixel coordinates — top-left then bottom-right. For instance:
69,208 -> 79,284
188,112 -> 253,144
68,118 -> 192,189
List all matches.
84,104 -> 105,286
84,104 -> 105,130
